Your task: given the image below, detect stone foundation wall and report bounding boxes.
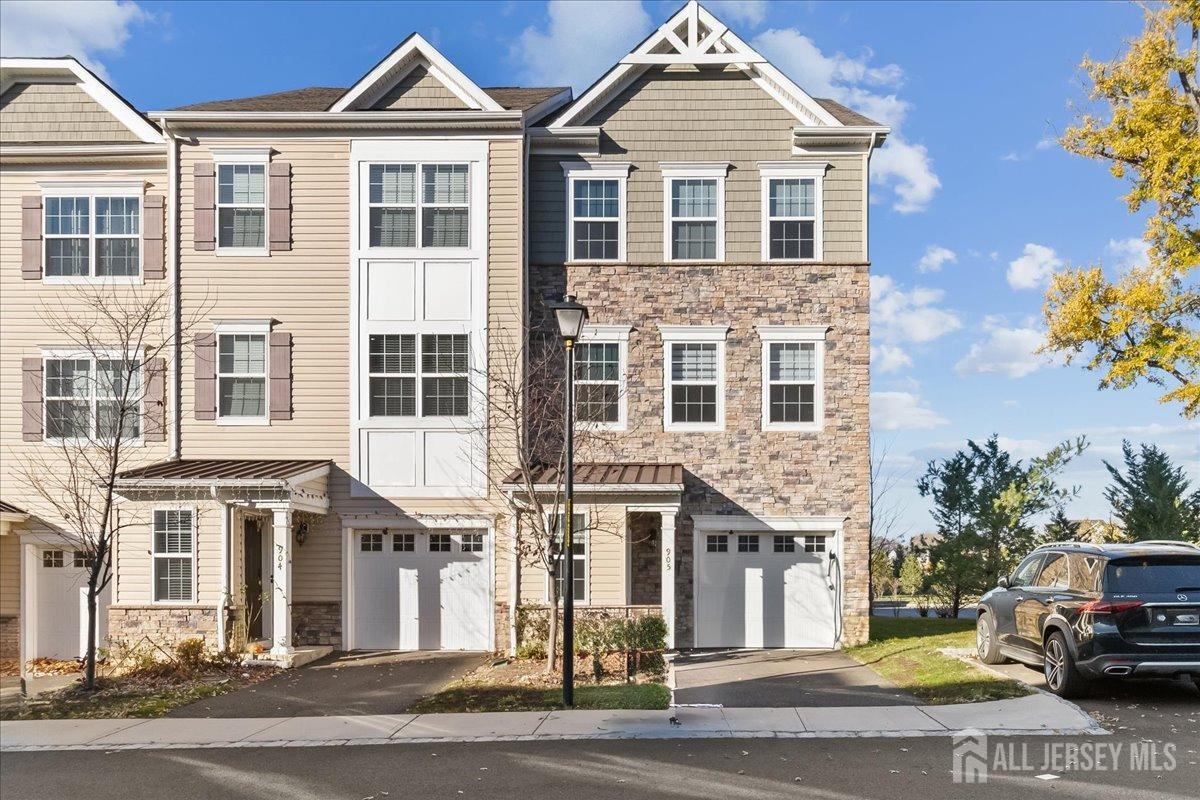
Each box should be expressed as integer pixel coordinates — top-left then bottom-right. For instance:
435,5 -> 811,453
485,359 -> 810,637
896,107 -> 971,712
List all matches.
0,614 -> 18,660
293,601 -> 341,647
107,606 -> 218,651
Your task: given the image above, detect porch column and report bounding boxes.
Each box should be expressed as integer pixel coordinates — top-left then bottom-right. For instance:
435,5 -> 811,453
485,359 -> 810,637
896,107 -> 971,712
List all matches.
270,508 -> 293,655
660,511 -> 676,649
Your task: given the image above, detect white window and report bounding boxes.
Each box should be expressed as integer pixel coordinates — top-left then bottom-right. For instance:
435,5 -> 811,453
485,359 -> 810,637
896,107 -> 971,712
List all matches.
757,325 -> 826,431
42,550 -> 64,568
460,533 -> 484,553
213,148 -> 270,253
737,534 -> 759,553
660,325 -> 728,432
574,325 -> 630,429
547,512 -> 587,603
217,333 -> 267,422
429,533 -> 452,552
153,509 -> 194,603
561,162 -> 630,262
41,181 -> 143,280
759,162 -> 826,261
661,163 -> 728,261
43,354 -> 140,441
367,333 -> 469,418
367,162 -> 469,248
705,534 -> 728,553
360,533 -> 383,552
392,532 -> 414,552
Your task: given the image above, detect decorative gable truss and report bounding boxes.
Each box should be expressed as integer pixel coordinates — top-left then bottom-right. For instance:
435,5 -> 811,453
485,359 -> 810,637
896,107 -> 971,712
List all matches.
329,33 -> 504,113
549,0 -> 843,130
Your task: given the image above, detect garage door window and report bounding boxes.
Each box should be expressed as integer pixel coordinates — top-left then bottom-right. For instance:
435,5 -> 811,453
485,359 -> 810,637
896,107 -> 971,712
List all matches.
360,533 -> 382,552
706,534 -> 728,553
430,533 -> 451,552
392,532 -> 414,552
803,535 -> 826,553
153,509 -> 194,603
460,533 -> 483,553
42,550 -> 64,568
773,535 -> 795,553
73,551 -> 95,569
737,535 -> 759,553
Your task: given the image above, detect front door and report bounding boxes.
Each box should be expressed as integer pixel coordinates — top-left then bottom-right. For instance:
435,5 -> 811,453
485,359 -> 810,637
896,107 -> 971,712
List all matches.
244,519 -> 264,641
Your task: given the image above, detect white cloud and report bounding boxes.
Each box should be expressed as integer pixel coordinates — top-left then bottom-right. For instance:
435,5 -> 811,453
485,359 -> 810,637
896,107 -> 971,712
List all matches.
1006,243 -> 1063,290
871,391 -> 949,431
706,0 -> 769,27
511,0 -> 653,91
1036,134 -> 1058,150
871,344 -> 913,374
752,27 -> 939,213
916,244 -> 957,274
1106,237 -> 1150,274
955,325 -> 1057,378
0,0 -> 149,80
996,437 -> 1050,460
871,275 -> 962,344
1000,151 -> 1022,162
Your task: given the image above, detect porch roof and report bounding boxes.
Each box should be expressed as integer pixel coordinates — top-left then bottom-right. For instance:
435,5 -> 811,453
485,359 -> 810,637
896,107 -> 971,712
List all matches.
115,458 -> 331,488
502,462 -> 684,494
0,500 -> 27,515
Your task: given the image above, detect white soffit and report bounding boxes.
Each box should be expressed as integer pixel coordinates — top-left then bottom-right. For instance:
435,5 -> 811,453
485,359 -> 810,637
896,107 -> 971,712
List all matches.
549,1 -> 840,130
329,32 -> 503,113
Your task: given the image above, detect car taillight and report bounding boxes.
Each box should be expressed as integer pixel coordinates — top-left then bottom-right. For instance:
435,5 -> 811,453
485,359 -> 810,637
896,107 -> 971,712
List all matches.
1080,600 -> 1144,614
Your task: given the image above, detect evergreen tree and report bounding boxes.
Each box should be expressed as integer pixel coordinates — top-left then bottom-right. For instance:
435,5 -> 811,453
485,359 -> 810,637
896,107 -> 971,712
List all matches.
1104,440 -> 1200,541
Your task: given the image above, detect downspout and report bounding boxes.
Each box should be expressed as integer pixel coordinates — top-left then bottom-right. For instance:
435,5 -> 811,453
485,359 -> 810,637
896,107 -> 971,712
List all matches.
212,485 -> 230,651
160,118 -> 183,461
507,492 -> 520,656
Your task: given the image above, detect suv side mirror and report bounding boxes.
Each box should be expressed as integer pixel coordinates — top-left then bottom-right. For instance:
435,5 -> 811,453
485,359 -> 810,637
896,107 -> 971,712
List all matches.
997,575 -> 1010,589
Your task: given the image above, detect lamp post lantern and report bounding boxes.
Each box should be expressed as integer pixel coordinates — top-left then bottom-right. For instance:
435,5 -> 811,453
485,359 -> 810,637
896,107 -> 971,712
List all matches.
548,294 -> 588,707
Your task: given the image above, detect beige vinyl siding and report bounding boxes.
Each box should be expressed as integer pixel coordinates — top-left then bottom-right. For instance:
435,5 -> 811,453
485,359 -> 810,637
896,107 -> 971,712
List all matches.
516,503 -> 628,607
0,165 -> 172,536
0,531 -> 19,616
529,65 -> 865,264
371,65 -> 469,110
113,502 -> 221,607
0,82 -> 140,144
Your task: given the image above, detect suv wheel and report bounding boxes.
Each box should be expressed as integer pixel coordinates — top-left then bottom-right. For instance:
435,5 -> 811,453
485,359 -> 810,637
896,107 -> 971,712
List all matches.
976,613 -> 1006,664
1043,631 -> 1087,698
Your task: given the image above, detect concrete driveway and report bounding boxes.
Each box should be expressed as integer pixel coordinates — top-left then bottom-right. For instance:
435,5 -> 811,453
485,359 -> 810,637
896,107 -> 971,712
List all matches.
671,649 -> 919,707
170,650 -> 488,718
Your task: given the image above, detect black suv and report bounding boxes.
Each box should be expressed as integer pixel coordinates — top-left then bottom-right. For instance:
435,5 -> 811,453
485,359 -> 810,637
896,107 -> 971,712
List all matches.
976,540 -> 1200,698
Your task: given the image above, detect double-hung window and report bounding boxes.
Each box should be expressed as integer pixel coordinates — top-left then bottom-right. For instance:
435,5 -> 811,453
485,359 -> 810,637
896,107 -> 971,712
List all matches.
42,183 -> 142,279
562,162 -> 629,262
44,353 -> 140,441
153,509 -> 194,603
367,163 -> 469,248
574,325 -> 630,429
660,326 -> 728,431
757,325 -> 826,431
759,162 -> 825,261
548,512 -> 587,603
368,333 -> 469,418
217,163 -> 267,250
662,163 -> 728,261
217,332 -> 267,421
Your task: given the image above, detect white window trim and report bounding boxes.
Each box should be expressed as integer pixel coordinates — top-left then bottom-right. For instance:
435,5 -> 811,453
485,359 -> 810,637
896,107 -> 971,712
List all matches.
362,161 -> 473,255
661,163 -> 729,262
38,180 -> 145,284
561,162 -> 631,263
213,319 -> 271,426
544,509 -> 589,605
213,148 -> 271,257
40,347 -> 144,446
756,325 -> 828,432
758,162 -> 827,262
151,506 -> 198,605
576,324 -> 631,432
659,324 -> 729,432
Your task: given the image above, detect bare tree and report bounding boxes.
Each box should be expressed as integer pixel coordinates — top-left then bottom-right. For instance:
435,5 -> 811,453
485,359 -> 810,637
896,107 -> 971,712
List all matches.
868,433 -> 910,605
14,284 -> 205,690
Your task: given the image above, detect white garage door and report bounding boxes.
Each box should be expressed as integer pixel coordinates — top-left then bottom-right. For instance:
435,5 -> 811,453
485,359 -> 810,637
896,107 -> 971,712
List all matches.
353,531 -> 490,651
35,547 -> 110,659
695,533 -> 837,648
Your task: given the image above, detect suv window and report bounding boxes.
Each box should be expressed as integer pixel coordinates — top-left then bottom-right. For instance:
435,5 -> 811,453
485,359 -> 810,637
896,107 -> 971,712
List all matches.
1034,553 -> 1070,589
1106,555 -> 1200,594
1010,554 -> 1043,587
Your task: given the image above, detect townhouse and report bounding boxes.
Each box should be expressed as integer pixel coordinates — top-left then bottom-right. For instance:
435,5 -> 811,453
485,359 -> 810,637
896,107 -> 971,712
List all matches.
0,1 -> 886,669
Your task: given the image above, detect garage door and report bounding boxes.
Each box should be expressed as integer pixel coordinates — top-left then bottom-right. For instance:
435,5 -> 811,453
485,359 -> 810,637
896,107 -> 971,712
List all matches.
352,530 -> 490,651
695,533 -> 837,648
35,547 -> 110,659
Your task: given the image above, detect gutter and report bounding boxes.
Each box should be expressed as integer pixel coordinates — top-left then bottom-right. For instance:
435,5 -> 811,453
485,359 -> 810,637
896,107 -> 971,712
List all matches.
0,143 -> 167,156
148,110 -> 525,131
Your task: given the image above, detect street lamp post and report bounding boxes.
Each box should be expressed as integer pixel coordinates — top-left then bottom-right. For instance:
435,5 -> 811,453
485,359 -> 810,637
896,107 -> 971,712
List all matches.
549,294 -> 588,708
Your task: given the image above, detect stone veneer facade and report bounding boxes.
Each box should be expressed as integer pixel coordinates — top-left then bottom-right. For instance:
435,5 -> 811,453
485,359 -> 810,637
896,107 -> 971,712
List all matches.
293,601 -> 341,647
0,614 -> 17,660
107,606 -> 219,650
532,261 -> 871,647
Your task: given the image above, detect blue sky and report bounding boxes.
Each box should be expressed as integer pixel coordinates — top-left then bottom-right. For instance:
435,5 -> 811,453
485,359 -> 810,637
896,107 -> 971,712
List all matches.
4,0 -> 1195,535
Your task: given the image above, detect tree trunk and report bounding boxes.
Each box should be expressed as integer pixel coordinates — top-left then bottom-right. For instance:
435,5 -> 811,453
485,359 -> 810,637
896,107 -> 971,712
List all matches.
545,596 -> 559,674
84,585 -> 98,690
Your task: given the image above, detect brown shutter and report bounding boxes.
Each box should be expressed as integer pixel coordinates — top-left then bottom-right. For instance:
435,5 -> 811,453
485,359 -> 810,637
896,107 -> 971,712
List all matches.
268,161 -> 291,251
194,163 -> 216,251
194,333 -> 217,420
269,331 -> 292,420
143,357 -> 167,441
21,196 -> 42,280
142,194 -> 166,279
22,357 -> 43,441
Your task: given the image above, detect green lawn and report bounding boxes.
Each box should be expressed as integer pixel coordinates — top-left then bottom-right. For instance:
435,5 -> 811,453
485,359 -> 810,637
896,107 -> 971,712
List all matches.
407,681 -> 670,713
846,617 -> 1030,705
0,679 -> 246,721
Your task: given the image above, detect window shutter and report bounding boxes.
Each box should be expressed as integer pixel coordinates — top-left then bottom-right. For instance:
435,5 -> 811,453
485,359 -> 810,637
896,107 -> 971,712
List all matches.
143,357 -> 167,441
22,357 -> 43,441
194,333 -> 216,420
269,331 -> 292,420
269,161 -> 291,251
142,194 -> 166,279
21,196 -> 42,280
194,162 -> 216,251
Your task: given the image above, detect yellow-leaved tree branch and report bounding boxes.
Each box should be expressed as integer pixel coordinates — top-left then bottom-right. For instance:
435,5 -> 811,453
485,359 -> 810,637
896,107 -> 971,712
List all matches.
1042,0 -> 1200,416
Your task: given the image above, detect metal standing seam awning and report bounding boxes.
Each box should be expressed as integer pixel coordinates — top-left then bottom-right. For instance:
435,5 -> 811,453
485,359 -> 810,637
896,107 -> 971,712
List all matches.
113,459 -> 332,513
501,462 -> 684,494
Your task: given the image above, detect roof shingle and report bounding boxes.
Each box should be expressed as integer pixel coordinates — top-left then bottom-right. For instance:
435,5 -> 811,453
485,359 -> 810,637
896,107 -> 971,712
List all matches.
813,97 -> 881,127
171,85 -> 567,113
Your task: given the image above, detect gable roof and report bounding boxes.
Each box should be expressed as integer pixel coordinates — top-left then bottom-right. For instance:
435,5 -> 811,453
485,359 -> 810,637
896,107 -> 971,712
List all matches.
0,57 -> 162,143
549,1 -> 878,131
171,85 -> 567,113
813,98 -> 881,127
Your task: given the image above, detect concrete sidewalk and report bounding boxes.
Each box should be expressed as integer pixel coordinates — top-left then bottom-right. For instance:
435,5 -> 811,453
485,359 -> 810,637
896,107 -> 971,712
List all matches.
0,693 -> 1104,752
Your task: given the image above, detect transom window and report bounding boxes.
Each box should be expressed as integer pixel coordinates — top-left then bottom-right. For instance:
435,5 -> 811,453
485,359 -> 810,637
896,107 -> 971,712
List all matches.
548,513 -> 587,603
668,179 -> 718,260
367,333 -> 469,418
360,533 -> 383,552
803,535 -> 827,554
766,178 -> 816,259
44,356 -> 140,441
773,535 -> 796,553
575,342 -> 620,424
217,334 -> 267,420
392,532 -> 414,552
706,534 -> 728,553
367,163 -> 469,248
460,533 -> 484,553
429,533 -> 452,552
153,509 -> 194,602
44,195 -> 140,278
737,534 -> 759,553
217,164 -> 266,249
